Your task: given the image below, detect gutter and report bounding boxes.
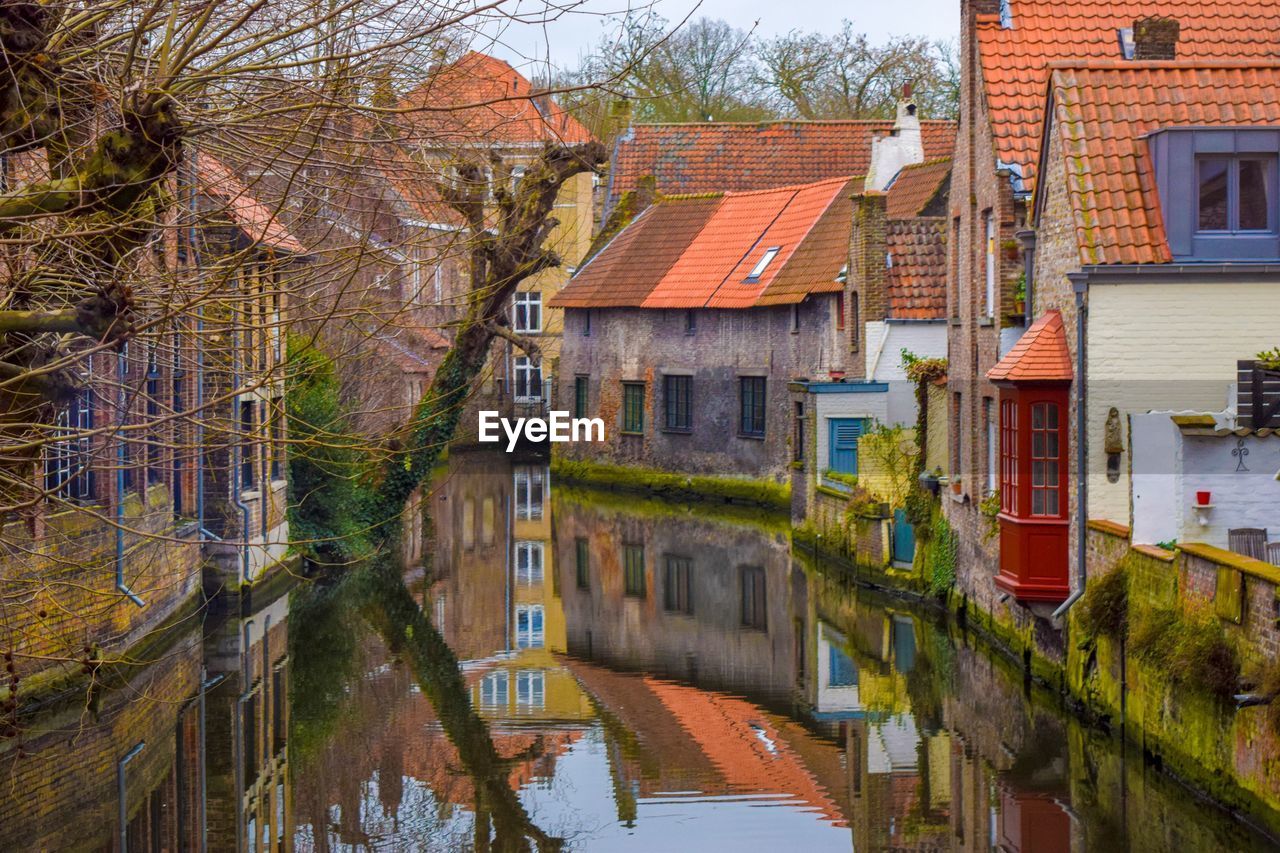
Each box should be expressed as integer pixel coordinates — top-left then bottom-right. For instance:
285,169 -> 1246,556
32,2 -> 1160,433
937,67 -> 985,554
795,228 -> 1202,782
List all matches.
1054,273 -> 1090,619
116,351 -> 145,608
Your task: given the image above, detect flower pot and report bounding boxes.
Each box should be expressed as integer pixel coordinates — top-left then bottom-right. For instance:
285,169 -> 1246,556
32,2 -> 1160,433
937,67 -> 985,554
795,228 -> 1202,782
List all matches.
951,481 -> 962,495
1013,299 -> 1025,315
828,370 -> 846,381
1196,490 -> 1211,506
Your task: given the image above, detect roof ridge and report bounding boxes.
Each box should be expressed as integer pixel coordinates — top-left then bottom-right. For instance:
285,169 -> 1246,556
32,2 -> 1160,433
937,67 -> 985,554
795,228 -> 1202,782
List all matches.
630,119 -> 957,129
897,156 -> 953,171
1049,58 -> 1280,71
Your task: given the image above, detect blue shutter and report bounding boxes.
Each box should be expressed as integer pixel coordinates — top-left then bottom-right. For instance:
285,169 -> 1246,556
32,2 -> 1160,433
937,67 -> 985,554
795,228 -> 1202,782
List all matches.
828,418 -> 864,475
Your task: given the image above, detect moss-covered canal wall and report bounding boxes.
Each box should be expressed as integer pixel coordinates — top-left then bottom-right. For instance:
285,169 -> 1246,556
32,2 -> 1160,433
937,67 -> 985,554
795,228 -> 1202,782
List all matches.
797,496 -> 1280,840
568,454 -> 1280,839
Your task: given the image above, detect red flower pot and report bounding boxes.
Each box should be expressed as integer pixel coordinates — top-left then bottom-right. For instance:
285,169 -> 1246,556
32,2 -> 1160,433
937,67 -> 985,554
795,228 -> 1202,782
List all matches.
1196,490 -> 1211,506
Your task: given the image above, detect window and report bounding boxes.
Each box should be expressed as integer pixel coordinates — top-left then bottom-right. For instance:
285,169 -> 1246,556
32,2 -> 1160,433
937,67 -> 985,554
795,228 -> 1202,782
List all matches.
582,309 -> 591,336
514,466 -> 544,520
462,497 -> 475,548
513,356 -> 542,402
511,164 -> 527,190
575,537 -> 590,589
790,303 -> 800,333
516,670 -> 544,709
622,382 -> 645,434
663,555 -> 693,614
984,397 -> 996,494
270,397 -> 285,480
145,370 -> 162,485
574,375 -> 589,418
1198,155 -> 1274,232
792,401 -> 805,463
835,292 -> 845,331
663,375 -> 692,432
850,294 -> 860,352
684,310 -> 697,335
983,210 -> 996,318
741,566 -> 767,630
739,376 -> 766,437
513,292 -> 542,333
1030,402 -> 1061,516
746,247 -> 780,281
828,644 -> 857,687
623,544 -> 646,597
515,604 -> 544,648
951,391 -> 963,477
480,671 -> 509,708
45,387 -> 94,502
1000,399 -> 1018,514
481,496 -> 495,545
239,399 -> 256,488
516,541 -> 544,586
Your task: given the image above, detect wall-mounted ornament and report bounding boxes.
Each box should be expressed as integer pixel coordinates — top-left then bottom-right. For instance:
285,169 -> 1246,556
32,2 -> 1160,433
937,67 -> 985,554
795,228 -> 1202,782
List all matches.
1233,438 -> 1250,472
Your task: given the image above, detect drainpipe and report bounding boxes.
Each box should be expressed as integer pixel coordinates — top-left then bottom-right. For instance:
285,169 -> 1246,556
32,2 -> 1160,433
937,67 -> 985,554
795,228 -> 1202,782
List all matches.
117,740 -> 146,849
1053,274 -> 1090,619
187,145 -> 220,544
117,351 -> 145,607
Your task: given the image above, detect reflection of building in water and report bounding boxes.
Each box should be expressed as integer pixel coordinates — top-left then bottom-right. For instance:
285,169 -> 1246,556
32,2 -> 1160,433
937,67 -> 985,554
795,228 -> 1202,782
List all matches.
0,628 -> 206,851
554,493 -> 802,699
205,588 -> 292,851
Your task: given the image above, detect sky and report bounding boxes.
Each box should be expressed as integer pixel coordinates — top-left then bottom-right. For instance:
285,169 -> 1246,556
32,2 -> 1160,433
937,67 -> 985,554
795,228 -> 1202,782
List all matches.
469,0 -> 959,74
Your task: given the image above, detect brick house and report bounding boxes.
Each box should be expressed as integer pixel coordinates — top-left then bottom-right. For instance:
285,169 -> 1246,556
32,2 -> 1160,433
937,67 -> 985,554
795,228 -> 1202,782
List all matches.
395,52 -> 597,428
551,176 -> 858,483
946,0 -> 1280,614
791,102 -> 951,523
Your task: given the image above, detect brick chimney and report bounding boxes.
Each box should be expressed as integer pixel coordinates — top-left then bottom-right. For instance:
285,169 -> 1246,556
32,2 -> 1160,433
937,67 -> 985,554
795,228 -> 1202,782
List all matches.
1133,16 -> 1180,60
864,90 -> 925,192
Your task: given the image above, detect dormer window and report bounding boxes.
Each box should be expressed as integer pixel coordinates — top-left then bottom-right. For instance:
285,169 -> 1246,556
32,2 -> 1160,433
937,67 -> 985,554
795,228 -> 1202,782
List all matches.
1149,128 -> 1280,260
745,247 -> 780,281
1197,155 -> 1274,232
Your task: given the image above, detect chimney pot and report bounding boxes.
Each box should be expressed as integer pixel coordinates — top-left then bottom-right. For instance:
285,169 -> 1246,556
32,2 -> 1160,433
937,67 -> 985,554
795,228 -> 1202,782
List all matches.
1132,16 -> 1180,60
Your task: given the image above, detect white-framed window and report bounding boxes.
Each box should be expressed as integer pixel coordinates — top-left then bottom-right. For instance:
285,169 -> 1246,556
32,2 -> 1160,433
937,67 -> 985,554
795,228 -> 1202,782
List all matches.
516,541 -> 544,586
511,164 -> 527,190
515,605 -> 544,649
514,466 -> 545,520
513,292 -> 542,333
513,356 -> 543,402
433,265 -> 443,303
516,670 -> 545,709
985,397 -> 997,493
746,247 -> 781,281
480,670 -> 509,709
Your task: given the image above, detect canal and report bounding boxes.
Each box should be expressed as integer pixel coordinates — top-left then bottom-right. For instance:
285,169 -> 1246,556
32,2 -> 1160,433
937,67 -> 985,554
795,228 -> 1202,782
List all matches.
3,447 -> 1276,850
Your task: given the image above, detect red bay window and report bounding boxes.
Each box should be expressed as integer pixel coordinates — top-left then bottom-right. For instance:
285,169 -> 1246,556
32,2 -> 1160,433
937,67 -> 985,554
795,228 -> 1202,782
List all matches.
988,312 -> 1072,603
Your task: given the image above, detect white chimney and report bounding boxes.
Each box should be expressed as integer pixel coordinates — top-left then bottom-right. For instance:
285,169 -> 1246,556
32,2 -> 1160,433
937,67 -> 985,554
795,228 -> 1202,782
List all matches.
864,88 -> 925,192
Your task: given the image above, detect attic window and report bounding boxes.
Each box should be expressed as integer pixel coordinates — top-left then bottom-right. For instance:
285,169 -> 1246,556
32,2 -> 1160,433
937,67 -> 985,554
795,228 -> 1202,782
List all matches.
1117,28 -> 1135,60
745,247 -> 780,281
999,0 -> 1013,28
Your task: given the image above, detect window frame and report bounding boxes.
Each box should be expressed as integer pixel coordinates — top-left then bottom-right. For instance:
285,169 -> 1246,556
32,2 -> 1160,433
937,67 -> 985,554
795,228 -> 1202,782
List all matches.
663,554 -> 694,615
574,375 -> 589,419
745,247 -> 781,282
512,356 -> 543,402
739,376 -> 767,438
623,543 -> 646,598
575,537 -> 590,590
621,382 -> 645,435
512,291 -> 542,334
663,374 -> 692,433
740,565 -> 767,630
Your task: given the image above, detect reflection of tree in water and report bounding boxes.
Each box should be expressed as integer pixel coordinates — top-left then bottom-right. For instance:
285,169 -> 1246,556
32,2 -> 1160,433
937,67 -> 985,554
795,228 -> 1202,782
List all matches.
289,559 -> 563,852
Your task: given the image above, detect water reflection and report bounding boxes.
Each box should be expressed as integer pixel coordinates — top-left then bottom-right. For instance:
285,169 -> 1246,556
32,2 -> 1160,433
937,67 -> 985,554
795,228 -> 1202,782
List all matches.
2,447 -> 1277,850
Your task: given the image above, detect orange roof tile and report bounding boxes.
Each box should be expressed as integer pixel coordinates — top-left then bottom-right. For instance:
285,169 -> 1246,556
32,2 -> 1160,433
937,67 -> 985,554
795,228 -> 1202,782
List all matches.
987,310 -> 1073,383
977,0 -> 1280,191
1045,60 -> 1280,264
885,158 -> 951,219
886,220 -> 948,320
197,154 -> 306,253
399,52 -> 593,147
551,177 -> 856,311
610,121 -> 955,207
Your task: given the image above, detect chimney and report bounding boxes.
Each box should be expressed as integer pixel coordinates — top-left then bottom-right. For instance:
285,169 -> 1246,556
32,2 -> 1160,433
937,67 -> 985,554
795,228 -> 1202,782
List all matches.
1132,16 -> 1180,60
864,89 -> 925,192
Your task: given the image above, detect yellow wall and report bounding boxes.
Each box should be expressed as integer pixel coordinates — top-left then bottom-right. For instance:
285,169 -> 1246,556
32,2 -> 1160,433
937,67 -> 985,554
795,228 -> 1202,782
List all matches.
1086,279 -> 1280,523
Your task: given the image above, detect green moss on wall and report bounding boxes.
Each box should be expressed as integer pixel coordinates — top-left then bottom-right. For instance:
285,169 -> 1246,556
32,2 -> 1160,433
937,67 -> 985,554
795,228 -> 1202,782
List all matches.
551,456 -> 789,510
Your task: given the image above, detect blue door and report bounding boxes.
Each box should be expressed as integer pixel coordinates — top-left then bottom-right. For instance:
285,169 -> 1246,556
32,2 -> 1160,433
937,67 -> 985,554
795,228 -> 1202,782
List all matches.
828,418 -> 863,475
893,507 -> 916,563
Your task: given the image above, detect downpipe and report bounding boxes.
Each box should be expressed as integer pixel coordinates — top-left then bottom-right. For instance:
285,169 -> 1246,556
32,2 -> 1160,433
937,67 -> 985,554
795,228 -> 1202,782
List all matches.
1053,276 -> 1089,620
188,146 -> 220,545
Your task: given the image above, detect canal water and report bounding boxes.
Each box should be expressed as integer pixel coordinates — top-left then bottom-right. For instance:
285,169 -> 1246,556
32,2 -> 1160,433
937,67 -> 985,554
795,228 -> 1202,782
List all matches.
3,447 -> 1276,851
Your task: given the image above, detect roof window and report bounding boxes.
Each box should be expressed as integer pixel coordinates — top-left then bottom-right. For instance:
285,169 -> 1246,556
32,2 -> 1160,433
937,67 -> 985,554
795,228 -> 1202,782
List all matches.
745,247 -> 780,281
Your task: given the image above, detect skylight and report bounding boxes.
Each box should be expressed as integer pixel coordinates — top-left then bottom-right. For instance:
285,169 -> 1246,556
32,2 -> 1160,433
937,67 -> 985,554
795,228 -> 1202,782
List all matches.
746,247 -> 781,281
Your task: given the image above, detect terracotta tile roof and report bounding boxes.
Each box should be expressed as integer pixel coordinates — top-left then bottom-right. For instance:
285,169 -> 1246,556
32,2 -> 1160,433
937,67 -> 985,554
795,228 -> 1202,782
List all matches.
399,52 -> 593,147
378,148 -> 465,228
978,0 -> 1280,191
885,158 -> 951,219
197,154 -> 306,253
609,121 -> 955,207
551,177 -> 856,310
1046,60 -> 1280,264
987,310 -> 1073,383
886,219 -> 948,320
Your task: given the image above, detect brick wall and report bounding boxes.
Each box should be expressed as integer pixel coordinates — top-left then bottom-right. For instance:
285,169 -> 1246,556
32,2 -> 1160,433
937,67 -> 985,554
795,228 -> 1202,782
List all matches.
0,483 -> 202,684
558,297 -> 849,482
